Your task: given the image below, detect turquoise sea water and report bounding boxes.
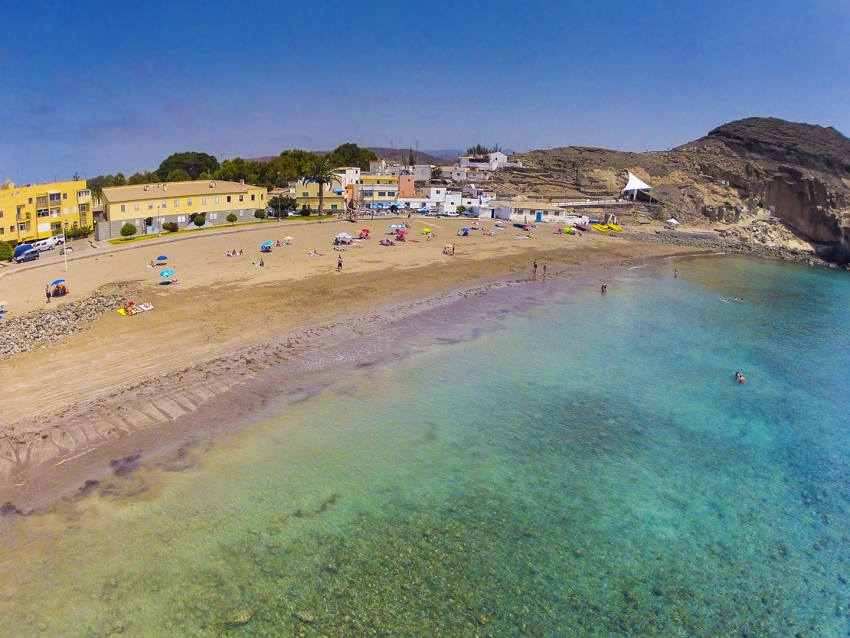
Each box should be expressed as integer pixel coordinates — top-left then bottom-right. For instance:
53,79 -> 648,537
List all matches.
2,255 -> 850,636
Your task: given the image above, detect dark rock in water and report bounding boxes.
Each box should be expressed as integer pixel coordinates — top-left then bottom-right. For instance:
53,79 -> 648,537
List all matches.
0,501 -> 23,516
110,454 -> 141,476
294,612 -> 314,624
225,609 -> 252,627
79,479 -> 101,497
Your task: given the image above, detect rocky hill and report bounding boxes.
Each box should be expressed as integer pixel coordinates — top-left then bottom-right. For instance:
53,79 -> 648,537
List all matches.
488,117 -> 850,263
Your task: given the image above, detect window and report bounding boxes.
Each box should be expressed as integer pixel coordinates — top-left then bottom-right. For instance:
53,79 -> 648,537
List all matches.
18,223 -> 26,231
49,193 -> 61,203
378,192 -> 386,197
331,204 -> 338,210
208,213 -> 218,220
177,215 -> 186,223
161,200 -> 167,208
251,194 -> 255,201
120,204 -> 126,212
37,210 -> 50,218
201,197 -> 207,205
214,196 -> 219,204
0,211 -> 3,219
260,193 -> 264,200
79,203 -> 89,213
226,195 -> 231,203
364,191 -> 374,197
28,198 -> 33,204
148,203 -> 153,210
77,190 -> 91,198
134,203 -> 139,211
239,211 -> 244,216
187,198 -> 192,205
238,195 -> 243,202
134,219 -> 141,226
50,209 -> 60,218
63,193 -> 67,199
302,192 -> 309,197
174,199 -> 179,207
0,228 -> 3,234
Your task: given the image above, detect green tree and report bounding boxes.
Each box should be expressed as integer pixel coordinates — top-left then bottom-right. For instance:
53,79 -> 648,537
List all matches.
156,152 -> 219,181
128,171 -> 158,185
166,168 -> 191,182
325,143 -> 377,171
226,213 -> 237,225
213,157 -> 258,184
456,205 -> 467,213
408,148 -> 416,165
113,173 -> 127,187
0,240 -> 12,261
465,143 -> 501,156
301,155 -> 338,214
268,195 -> 297,217
193,215 -> 206,228
120,222 -> 137,238
254,209 -> 266,220
431,166 -> 443,180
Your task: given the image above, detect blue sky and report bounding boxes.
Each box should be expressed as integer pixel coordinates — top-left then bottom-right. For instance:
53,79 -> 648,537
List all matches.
2,0 -> 848,182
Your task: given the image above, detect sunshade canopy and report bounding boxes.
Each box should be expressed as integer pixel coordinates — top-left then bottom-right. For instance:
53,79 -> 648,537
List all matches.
622,171 -> 652,192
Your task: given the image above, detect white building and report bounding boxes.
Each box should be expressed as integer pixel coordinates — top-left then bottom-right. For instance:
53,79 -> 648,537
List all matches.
458,151 -> 522,171
478,200 -> 589,224
334,167 -> 361,187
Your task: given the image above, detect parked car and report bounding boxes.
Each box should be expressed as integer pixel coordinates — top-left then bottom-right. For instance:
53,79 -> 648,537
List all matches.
442,211 -> 460,217
33,236 -> 62,251
14,248 -> 40,263
12,243 -> 34,261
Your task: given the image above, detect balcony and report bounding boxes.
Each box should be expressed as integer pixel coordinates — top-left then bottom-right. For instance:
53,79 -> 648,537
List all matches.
16,212 -> 31,221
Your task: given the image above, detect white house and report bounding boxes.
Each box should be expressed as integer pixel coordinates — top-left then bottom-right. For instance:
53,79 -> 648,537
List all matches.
458,152 -> 523,171
334,167 -> 361,187
481,200 -> 589,224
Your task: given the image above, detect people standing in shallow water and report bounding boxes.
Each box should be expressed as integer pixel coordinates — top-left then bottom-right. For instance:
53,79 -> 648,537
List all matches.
532,259 -> 538,276
601,284 -> 607,295
735,370 -> 746,384
674,269 -> 678,278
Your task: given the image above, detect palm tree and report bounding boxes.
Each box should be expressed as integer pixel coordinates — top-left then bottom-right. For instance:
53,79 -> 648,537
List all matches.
302,155 -> 338,214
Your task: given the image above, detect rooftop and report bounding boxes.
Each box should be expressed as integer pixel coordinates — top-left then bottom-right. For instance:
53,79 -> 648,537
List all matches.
102,180 -> 261,204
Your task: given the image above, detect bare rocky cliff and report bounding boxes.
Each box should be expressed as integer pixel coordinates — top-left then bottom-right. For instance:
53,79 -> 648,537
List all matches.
489,117 -> 850,263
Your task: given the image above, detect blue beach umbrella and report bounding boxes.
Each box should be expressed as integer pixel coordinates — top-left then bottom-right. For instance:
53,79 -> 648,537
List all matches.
261,241 -> 274,247
160,269 -> 174,277
157,255 -> 168,261
50,279 -> 65,286
460,228 -> 469,232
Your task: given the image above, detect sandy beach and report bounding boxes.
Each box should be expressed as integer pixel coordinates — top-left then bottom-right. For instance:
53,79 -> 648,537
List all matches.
0,216 -> 703,503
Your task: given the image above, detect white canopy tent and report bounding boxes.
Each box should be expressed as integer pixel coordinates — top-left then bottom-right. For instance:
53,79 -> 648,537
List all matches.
622,171 -> 653,200
666,218 -> 680,226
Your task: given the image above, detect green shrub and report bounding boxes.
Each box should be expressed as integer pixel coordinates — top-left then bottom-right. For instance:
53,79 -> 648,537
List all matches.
193,215 -> 206,228
0,240 -> 12,261
300,209 -> 311,217
254,209 -> 266,220
456,205 -> 467,213
226,213 -> 237,224
163,222 -> 179,233
120,223 -> 137,238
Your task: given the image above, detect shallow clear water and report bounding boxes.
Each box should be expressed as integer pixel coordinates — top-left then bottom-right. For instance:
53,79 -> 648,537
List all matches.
2,255 -> 850,637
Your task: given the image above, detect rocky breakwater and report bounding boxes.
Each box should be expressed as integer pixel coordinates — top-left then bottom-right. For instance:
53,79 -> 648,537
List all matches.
0,290 -> 127,358
622,230 -> 832,267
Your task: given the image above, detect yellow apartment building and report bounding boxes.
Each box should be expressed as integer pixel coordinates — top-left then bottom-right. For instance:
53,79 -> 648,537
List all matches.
0,180 -> 91,245
98,180 -> 267,240
355,174 -> 398,208
291,181 -> 346,212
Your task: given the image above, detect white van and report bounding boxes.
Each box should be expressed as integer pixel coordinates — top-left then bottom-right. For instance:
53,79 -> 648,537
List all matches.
33,236 -> 62,252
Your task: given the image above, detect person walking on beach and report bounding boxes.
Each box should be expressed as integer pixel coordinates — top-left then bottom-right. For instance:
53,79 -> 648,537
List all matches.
601,283 -> 607,295
674,269 -> 678,278
543,262 -> 548,276
451,243 -> 455,256
337,255 -> 343,272
45,285 -> 51,304
533,259 -> 538,275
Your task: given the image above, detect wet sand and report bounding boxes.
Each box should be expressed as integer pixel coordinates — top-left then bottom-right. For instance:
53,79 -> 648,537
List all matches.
0,217 -> 704,506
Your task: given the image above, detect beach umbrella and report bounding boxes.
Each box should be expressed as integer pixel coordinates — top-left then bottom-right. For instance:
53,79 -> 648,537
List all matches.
361,229 -> 370,233
157,255 -> 168,260
284,236 -> 294,241
50,279 -> 66,286
388,224 -> 398,229
460,228 -> 469,232
422,228 -> 431,233
335,233 -> 352,239
261,241 -> 274,247
396,229 -> 408,235
160,269 -> 174,277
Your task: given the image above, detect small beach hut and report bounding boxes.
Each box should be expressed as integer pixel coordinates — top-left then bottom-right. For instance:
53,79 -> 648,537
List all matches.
622,171 -> 653,201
